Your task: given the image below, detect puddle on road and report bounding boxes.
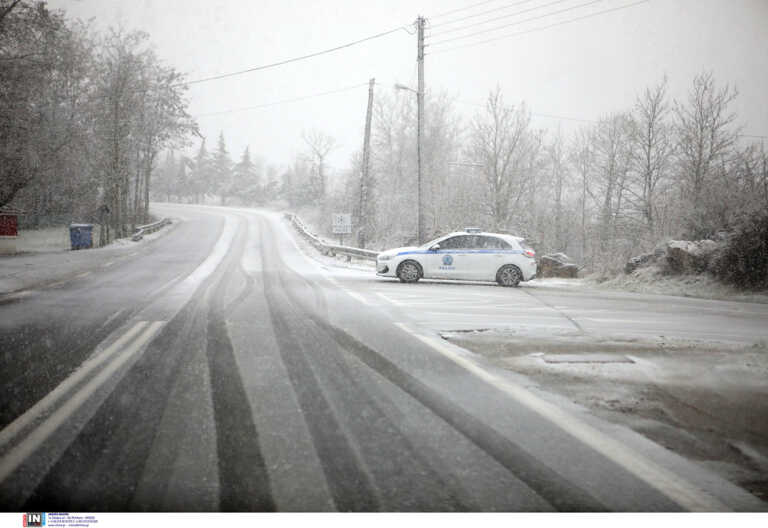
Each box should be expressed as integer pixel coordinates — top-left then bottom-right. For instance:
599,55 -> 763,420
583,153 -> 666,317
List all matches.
442,329 -> 768,503
542,354 -> 634,364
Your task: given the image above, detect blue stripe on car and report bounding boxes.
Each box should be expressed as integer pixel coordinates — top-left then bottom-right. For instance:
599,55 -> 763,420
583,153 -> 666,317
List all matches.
395,249 -> 524,256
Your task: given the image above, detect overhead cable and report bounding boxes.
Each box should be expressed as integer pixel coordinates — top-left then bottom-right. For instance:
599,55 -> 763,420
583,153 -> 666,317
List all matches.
428,0 -> 648,53
194,82 -> 370,117
429,0 -> 539,29
455,99 -> 597,122
177,26 -> 409,88
428,0 -> 603,46
429,0 -> 505,20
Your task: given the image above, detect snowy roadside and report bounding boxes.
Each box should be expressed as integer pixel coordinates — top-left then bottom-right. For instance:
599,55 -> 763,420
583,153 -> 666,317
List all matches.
0,219 -> 179,296
283,208 -> 768,500
282,212 -> 376,273
283,209 -> 768,305
443,327 -> 768,503
587,266 -> 768,304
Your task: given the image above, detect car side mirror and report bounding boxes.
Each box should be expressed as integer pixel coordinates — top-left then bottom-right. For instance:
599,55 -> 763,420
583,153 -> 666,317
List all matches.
429,244 -> 440,251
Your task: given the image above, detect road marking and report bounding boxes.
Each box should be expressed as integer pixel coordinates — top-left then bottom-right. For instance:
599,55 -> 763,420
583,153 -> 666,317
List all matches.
0,321 -> 164,483
179,215 -> 238,288
103,261 -> 115,268
326,277 -> 371,306
394,322 -> 728,512
0,290 -> 32,303
75,272 -> 91,279
0,321 -> 148,450
375,292 -> 402,306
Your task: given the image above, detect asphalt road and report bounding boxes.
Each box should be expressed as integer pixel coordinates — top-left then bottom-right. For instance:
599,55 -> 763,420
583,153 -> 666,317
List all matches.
0,204 -> 765,512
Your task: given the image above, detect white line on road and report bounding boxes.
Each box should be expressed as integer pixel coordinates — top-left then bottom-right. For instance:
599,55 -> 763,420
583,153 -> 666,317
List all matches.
0,322 -> 149,451
394,322 -> 729,512
0,321 -> 164,483
375,292 -> 402,306
326,277 -> 371,306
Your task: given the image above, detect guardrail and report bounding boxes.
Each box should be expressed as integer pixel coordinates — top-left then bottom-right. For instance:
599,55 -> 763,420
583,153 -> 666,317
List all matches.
285,213 -> 379,262
132,218 -> 172,241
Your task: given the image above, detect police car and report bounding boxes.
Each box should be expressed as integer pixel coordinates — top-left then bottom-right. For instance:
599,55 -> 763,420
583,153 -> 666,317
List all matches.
376,228 -> 537,287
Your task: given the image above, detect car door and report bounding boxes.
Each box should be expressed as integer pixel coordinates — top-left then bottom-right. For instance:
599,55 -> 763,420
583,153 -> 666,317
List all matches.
472,235 -> 513,280
456,235 -> 497,280
433,235 -> 474,280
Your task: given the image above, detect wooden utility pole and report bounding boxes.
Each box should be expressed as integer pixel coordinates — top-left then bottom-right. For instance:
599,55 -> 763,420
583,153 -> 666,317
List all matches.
358,78 -> 375,248
416,15 -> 425,245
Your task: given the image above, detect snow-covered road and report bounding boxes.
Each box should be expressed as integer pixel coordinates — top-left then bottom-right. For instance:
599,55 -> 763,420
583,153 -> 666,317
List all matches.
0,203 -> 765,512
320,264 -> 768,346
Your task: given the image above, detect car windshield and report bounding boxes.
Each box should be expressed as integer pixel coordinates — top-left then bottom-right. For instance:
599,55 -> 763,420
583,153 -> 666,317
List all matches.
419,235 -> 447,249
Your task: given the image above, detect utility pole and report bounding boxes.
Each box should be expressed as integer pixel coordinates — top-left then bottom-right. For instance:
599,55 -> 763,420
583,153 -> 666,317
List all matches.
358,77 -> 375,248
416,15 -> 425,245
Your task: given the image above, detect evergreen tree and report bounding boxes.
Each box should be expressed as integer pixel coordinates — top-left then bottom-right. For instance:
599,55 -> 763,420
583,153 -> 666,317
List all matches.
191,139 -> 212,204
212,132 -> 233,205
232,146 -> 261,205
155,151 -> 176,202
175,156 -> 191,202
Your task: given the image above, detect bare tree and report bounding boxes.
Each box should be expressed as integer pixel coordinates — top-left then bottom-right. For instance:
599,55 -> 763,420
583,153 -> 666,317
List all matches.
546,128 -> 568,251
570,127 -> 596,264
674,71 -> 739,237
592,113 -> 635,260
468,88 -> 538,232
302,129 -> 336,202
628,77 -> 674,237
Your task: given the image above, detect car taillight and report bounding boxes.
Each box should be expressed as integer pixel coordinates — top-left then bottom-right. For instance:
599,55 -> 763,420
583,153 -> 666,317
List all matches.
524,249 -> 535,258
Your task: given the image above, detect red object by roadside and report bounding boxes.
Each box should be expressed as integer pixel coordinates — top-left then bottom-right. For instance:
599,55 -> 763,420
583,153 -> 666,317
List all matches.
0,214 -> 18,236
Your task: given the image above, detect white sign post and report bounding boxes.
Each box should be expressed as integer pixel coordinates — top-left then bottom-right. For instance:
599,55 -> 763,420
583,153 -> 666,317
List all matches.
331,213 -> 352,245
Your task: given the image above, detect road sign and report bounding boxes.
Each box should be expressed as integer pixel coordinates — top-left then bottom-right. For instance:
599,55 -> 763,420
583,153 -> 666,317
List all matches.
332,213 -> 352,235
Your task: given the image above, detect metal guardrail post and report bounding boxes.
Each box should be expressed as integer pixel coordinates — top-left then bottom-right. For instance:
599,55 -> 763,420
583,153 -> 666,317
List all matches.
131,218 -> 171,241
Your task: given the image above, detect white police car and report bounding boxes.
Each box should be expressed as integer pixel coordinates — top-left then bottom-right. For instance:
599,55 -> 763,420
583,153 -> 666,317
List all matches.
376,228 -> 537,287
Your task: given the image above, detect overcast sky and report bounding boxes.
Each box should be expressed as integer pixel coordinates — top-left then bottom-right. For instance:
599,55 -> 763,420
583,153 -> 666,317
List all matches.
49,0 -> 768,172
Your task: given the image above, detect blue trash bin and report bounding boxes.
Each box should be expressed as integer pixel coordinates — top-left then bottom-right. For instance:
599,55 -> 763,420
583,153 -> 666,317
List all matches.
69,223 -> 94,250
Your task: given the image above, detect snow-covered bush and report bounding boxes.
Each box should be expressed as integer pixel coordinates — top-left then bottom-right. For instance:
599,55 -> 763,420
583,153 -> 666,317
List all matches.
713,208 -> 768,290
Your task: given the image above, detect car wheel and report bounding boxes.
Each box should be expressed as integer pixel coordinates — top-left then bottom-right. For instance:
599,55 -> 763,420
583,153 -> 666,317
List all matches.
496,264 -> 522,287
397,260 -> 422,283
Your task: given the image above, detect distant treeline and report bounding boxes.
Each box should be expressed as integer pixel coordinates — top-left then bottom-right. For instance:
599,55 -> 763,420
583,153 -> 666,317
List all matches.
295,74 -> 767,279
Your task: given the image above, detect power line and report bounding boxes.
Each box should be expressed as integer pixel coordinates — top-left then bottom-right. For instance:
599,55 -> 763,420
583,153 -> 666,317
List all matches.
176,26 -> 409,88
193,82 -> 370,117
458,100 -> 768,134
429,0 -> 539,29
455,99 -> 596,122
430,0 -> 574,37
428,0 -> 648,54
428,0 -> 604,46
430,0 -> 504,20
